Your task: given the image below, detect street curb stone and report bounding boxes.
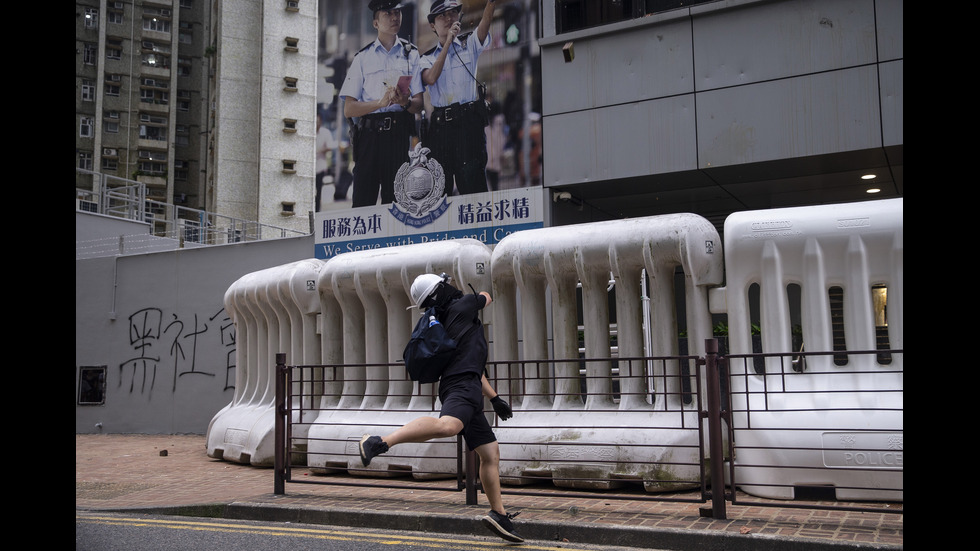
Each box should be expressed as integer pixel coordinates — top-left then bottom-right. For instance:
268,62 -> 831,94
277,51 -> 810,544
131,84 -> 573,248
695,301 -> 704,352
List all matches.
90,502 -> 903,551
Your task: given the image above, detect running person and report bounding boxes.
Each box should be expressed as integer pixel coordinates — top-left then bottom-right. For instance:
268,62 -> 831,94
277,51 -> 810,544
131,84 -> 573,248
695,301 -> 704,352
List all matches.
358,273 -> 522,543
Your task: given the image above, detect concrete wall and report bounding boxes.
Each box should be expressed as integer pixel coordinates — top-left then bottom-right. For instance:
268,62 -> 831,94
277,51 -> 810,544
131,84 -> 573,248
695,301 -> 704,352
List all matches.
75,212 -> 313,434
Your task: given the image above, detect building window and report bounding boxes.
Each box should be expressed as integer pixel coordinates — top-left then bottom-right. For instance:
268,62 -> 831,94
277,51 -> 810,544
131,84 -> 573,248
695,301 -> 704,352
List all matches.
142,52 -> 171,69
141,88 -> 170,105
141,113 -> 168,125
139,150 -> 167,161
138,150 -> 168,176
175,160 -> 189,181
139,113 -> 168,141
138,161 -> 167,176
101,157 -> 118,171
105,84 -> 120,96
105,122 -> 119,133
81,79 -> 95,102
108,11 -> 123,24
139,124 -> 167,141
80,117 -> 94,138
177,90 -> 191,111
177,57 -> 192,77
78,151 -> 94,171
106,39 -> 122,60
83,43 -> 98,65
84,8 -> 99,29
143,16 -> 172,33
180,0 -> 194,8
78,366 -> 107,405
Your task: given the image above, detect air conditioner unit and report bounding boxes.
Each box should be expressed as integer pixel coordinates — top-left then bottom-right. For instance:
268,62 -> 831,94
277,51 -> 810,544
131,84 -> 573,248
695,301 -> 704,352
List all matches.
112,2 -> 123,9
103,148 -> 118,156
287,1 -> 299,9
142,41 -> 154,50
161,9 -> 171,16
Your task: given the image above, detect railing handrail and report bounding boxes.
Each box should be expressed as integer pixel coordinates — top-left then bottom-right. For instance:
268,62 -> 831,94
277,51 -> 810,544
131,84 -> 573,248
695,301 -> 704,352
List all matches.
76,168 -> 309,259
274,344 -> 903,519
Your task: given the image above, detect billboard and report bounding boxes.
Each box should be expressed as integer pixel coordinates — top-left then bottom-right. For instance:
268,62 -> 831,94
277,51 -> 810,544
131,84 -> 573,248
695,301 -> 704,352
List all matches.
316,1 -> 543,259
315,181 -> 543,259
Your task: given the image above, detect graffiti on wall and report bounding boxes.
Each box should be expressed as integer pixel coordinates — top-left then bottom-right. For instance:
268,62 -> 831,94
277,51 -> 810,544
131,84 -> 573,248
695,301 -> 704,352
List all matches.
118,306 -> 236,395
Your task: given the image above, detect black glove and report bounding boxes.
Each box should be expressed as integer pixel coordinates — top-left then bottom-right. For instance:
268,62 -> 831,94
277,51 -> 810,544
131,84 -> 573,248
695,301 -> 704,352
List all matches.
490,395 -> 513,420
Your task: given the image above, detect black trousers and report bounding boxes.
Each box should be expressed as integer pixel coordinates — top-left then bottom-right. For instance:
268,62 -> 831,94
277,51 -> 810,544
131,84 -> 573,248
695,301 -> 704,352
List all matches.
427,107 -> 488,196
351,112 -> 414,208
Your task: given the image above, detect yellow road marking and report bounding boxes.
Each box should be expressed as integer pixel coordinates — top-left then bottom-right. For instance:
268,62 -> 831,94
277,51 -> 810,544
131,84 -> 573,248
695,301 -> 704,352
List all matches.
76,513 -> 599,550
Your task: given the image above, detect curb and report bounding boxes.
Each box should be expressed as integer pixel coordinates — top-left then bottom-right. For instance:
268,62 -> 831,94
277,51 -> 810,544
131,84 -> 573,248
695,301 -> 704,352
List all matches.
83,502 -> 903,551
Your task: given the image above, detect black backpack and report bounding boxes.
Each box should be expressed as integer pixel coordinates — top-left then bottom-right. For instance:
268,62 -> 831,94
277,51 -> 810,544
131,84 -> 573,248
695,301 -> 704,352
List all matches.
402,307 -> 457,383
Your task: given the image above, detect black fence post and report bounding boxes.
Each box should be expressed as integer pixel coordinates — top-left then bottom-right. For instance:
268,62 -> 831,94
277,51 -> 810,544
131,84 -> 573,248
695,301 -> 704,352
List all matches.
704,339 -> 727,519
274,353 -> 286,495
466,447 -> 480,505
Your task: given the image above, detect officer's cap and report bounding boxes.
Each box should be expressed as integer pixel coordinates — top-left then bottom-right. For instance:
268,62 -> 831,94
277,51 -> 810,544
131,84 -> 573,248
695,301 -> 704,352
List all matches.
369,0 -> 404,12
427,0 -> 462,23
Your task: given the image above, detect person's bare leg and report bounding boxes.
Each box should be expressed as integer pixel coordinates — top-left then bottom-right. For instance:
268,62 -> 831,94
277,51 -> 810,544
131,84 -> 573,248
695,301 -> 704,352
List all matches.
381,415 -> 463,447
474,441 -> 505,514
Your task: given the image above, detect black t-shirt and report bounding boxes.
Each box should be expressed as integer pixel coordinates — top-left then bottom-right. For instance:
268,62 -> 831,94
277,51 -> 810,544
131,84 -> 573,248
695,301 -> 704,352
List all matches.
439,293 -> 488,380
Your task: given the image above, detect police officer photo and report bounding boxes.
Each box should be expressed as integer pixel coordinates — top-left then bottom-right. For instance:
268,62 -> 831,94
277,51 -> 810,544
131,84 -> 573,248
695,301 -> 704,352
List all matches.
413,0 -> 496,197
340,0 -> 423,208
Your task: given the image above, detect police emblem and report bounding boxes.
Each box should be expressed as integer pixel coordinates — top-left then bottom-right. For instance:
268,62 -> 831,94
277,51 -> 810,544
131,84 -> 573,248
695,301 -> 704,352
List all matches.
393,143 -> 447,218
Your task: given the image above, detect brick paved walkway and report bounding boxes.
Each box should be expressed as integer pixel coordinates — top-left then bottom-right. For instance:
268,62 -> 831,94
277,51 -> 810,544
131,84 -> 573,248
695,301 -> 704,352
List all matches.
76,434 -> 902,549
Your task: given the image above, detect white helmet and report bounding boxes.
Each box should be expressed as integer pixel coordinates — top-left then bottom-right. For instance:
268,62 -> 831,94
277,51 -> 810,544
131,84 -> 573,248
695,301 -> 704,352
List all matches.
409,273 -> 446,310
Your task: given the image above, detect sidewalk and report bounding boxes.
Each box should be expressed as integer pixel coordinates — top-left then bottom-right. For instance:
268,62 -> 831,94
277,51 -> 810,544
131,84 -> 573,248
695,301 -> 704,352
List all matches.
76,434 -> 902,550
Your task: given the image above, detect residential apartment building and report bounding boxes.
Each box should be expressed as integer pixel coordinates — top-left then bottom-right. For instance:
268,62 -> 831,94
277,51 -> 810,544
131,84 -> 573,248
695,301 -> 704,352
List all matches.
75,0 -> 317,236
76,0 -> 208,216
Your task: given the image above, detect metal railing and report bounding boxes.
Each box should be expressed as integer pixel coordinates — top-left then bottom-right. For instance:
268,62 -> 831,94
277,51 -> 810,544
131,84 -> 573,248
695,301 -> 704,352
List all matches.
272,343 -> 903,519
76,168 -> 308,258
723,348 -> 904,513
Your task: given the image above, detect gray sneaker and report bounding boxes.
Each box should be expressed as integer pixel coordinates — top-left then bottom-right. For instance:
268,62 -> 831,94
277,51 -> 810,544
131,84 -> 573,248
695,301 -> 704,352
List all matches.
481,510 -> 523,543
358,435 -> 388,467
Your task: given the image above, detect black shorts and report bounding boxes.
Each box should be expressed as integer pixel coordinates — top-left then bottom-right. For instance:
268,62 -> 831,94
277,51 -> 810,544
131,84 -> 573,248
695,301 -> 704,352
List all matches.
438,373 -> 496,450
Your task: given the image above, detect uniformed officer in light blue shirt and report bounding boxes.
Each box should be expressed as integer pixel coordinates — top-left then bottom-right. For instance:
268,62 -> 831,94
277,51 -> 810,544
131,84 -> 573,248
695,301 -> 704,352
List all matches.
412,0 -> 496,197
340,0 -> 422,208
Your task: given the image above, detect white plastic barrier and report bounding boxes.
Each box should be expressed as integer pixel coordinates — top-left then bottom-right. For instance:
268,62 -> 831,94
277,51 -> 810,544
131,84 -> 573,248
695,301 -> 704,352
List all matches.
305,239 -> 493,478
206,259 -> 324,466
712,198 -> 903,500
489,214 -> 724,490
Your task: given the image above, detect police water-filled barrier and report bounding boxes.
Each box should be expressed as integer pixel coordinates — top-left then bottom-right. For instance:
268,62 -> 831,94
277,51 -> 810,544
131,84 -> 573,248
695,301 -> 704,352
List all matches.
207,199 -> 903,501
488,213 -> 723,491
305,239 -> 493,478
206,259 -> 324,465
712,198 -> 903,501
